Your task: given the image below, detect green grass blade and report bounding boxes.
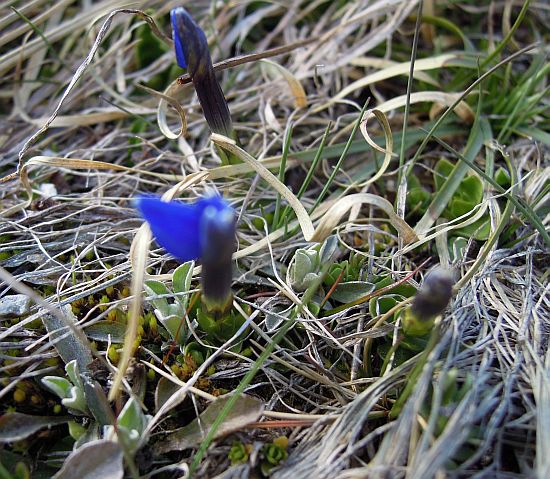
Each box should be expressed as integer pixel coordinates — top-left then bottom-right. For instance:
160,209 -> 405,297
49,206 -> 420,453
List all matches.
309,99 -> 370,214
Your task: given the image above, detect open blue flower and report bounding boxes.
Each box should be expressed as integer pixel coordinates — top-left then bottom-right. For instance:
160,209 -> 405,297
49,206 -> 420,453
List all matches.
170,6 -> 234,138
135,194 -> 235,264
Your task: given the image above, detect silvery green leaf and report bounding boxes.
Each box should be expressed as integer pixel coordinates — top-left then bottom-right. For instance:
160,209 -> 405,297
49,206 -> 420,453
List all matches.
85,320 -> 125,343
265,304 -> 292,331
62,386 -> 89,415
114,397 -> 152,454
296,249 -> 317,272
53,439 -> 123,479
290,248 -> 320,291
42,306 -> 111,426
144,280 -> 172,317
42,305 -> 92,373
160,314 -> 187,345
65,360 -> 83,390
172,261 -> 194,310
0,413 -> 69,443
117,397 -> 144,432
319,234 -> 340,263
41,376 -> 72,399
330,281 -> 376,303
301,272 -> 322,290
168,303 -> 184,317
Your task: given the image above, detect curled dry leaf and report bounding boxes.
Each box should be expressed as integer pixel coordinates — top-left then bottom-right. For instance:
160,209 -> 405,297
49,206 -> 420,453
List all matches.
138,81 -> 188,140
376,91 -> 475,124
311,193 -> 418,244
359,108 -> 395,188
212,134 -> 315,241
332,53 -> 458,103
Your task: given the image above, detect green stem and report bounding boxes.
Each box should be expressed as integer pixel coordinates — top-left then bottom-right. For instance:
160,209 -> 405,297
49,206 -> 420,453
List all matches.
188,261 -> 334,476
479,0 -> 531,70
277,122 -> 331,228
389,325 -> 441,419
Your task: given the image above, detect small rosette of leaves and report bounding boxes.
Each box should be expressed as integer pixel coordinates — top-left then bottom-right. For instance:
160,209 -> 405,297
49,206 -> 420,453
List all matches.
406,158 -> 489,239
144,261 -> 194,345
260,438 -> 288,476
287,236 -> 374,305
103,397 -> 152,455
228,442 -> 250,465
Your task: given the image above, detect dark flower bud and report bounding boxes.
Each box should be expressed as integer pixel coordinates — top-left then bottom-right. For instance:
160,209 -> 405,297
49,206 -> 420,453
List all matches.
403,268 -> 455,337
170,7 -> 234,139
411,268 -> 454,319
199,204 -> 236,312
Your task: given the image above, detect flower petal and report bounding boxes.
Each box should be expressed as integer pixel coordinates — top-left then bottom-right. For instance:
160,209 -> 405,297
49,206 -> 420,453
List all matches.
170,8 -> 188,68
135,196 -> 203,262
135,195 -> 235,263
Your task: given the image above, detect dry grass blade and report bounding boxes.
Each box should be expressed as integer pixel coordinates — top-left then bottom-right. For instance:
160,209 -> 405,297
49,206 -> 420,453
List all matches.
311,193 -> 417,244
358,109 -> 394,187
331,53 -> 459,103
0,1 -> 131,75
260,59 -> 307,109
138,81 -> 188,140
211,133 -> 315,241
13,5 -> 148,172
535,347 -> 550,478
25,110 -> 148,127
108,223 -> 150,401
375,91 -> 475,124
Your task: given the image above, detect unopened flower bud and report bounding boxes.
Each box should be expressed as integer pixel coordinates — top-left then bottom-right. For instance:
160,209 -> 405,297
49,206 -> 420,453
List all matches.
403,268 -> 455,336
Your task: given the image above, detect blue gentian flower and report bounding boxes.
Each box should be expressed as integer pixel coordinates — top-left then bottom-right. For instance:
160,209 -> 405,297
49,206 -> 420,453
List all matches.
170,7 -> 234,139
136,194 -> 236,310
135,194 -> 235,263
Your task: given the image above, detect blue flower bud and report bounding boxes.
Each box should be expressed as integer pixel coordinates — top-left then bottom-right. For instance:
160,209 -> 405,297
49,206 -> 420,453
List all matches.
136,194 -> 236,310
170,7 -> 234,138
170,9 -> 188,69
